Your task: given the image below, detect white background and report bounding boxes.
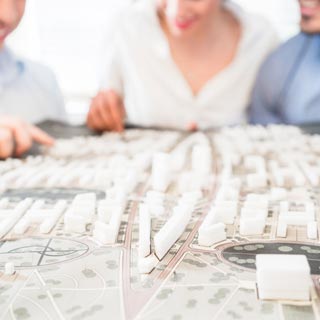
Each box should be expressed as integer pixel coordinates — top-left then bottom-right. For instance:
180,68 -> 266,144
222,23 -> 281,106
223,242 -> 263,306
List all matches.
8,0 -> 301,121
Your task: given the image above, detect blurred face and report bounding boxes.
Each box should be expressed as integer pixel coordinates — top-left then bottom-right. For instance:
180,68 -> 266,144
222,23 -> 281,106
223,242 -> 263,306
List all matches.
0,0 -> 26,49
299,0 -> 320,33
158,0 -> 221,37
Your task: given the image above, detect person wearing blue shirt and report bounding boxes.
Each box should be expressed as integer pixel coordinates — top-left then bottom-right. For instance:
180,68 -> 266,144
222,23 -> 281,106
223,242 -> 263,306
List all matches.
249,0 -> 320,125
0,0 -> 66,159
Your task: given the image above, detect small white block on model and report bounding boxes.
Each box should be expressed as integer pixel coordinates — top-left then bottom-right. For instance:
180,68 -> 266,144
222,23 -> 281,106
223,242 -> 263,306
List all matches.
64,214 -> 87,233
269,188 -> 287,202
148,205 -> 165,218
239,217 -> 266,236
276,222 -> 287,238
246,173 -> 267,189
4,262 -> 15,276
139,204 -> 151,258
154,207 -> 192,260
0,198 -> 9,209
0,198 -> 33,239
92,223 -> 116,244
14,218 -> 30,235
92,205 -> 124,244
307,222 -> 318,240
191,145 -> 212,174
245,194 -> 269,209
151,153 -> 171,192
198,222 -> 226,247
40,201 -> 66,232
278,212 -> 314,226
209,203 -> 237,224
241,208 -> 268,220
138,254 -> 159,274
256,254 -> 311,301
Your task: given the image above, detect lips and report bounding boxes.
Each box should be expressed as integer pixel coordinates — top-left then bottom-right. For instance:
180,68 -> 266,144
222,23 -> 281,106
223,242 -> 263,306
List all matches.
174,18 -> 195,30
300,0 -> 320,17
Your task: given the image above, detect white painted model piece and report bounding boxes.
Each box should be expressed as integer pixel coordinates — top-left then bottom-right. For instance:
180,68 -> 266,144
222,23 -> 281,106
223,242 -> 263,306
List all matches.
14,218 -> 31,235
191,145 -> 212,174
278,201 -> 315,227
239,216 -> 266,236
154,206 -> 192,260
4,262 -> 15,276
240,208 -> 268,220
146,191 -> 165,201
64,193 -> 97,233
307,221 -> 318,240
209,203 -> 238,224
144,191 -> 165,218
92,205 -> 124,245
246,173 -> 268,189
40,200 -> 67,234
97,202 -> 115,223
215,186 -> 239,203
64,215 -> 87,233
299,161 -> 320,187
244,155 -> 265,172
181,191 -> 203,203
0,198 -> 9,209
138,254 -> 160,274
0,198 -> 33,239
269,188 -> 287,202
256,254 -> 312,301
276,222 -> 287,238
105,187 -> 127,207
278,212 -> 314,226
138,204 -> 151,258
246,193 -> 269,205
151,153 -> 171,192
198,222 -> 226,247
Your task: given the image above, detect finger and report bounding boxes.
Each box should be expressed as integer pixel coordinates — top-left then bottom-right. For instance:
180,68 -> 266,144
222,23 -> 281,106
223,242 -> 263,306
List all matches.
0,128 -> 14,159
106,90 -> 124,132
10,122 -> 33,156
96,94 -> 116,131
187,122 -> 198,132
87,95 -> 110,131
28,125 -> 55,146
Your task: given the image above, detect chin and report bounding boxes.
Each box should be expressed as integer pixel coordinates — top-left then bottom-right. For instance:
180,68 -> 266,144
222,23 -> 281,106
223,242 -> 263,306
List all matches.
301,18 -> 320,34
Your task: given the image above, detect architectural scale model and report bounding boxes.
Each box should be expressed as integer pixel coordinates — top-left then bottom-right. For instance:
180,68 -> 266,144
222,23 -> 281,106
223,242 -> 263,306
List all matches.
0,126 -> 320,319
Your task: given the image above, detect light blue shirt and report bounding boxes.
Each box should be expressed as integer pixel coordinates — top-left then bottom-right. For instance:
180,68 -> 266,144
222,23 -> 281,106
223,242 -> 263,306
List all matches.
249,33 -> 320,125
0,47 -> 66,124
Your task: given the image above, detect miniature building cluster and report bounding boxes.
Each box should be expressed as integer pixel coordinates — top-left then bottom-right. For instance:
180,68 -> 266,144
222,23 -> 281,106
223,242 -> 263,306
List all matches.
0,125 -> 320,310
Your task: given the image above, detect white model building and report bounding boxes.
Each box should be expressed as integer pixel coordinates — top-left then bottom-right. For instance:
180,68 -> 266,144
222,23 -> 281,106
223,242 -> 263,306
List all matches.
154,203 -> 193,260
151,153 -> 172,192
64,193 -> 97,233
0,198 -> 33,239
14,200 -> 67,235
256,254 -> 312,301
198,222 -> 226,247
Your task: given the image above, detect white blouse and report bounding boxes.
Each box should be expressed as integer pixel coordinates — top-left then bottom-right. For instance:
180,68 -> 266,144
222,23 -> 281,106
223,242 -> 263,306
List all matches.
101,0 -> 278,130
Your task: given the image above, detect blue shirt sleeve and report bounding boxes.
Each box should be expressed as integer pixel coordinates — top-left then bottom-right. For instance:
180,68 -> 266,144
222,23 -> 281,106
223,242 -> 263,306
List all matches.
248,56 -> 282,125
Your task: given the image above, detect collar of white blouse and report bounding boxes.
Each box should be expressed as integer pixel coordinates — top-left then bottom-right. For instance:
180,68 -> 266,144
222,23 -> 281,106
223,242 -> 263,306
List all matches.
144,1 -> 249,102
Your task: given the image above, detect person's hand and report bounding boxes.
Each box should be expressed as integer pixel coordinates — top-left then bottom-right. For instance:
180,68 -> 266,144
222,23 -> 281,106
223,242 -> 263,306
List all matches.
187,122 -> 198,132
0,116 -> 55,158
87,90 -> 125,132
0,127 -> 14,159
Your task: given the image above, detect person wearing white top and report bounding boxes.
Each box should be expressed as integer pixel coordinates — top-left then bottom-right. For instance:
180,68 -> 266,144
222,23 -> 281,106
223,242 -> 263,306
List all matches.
87,0 -> 278,132
0,0 -> 66,159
